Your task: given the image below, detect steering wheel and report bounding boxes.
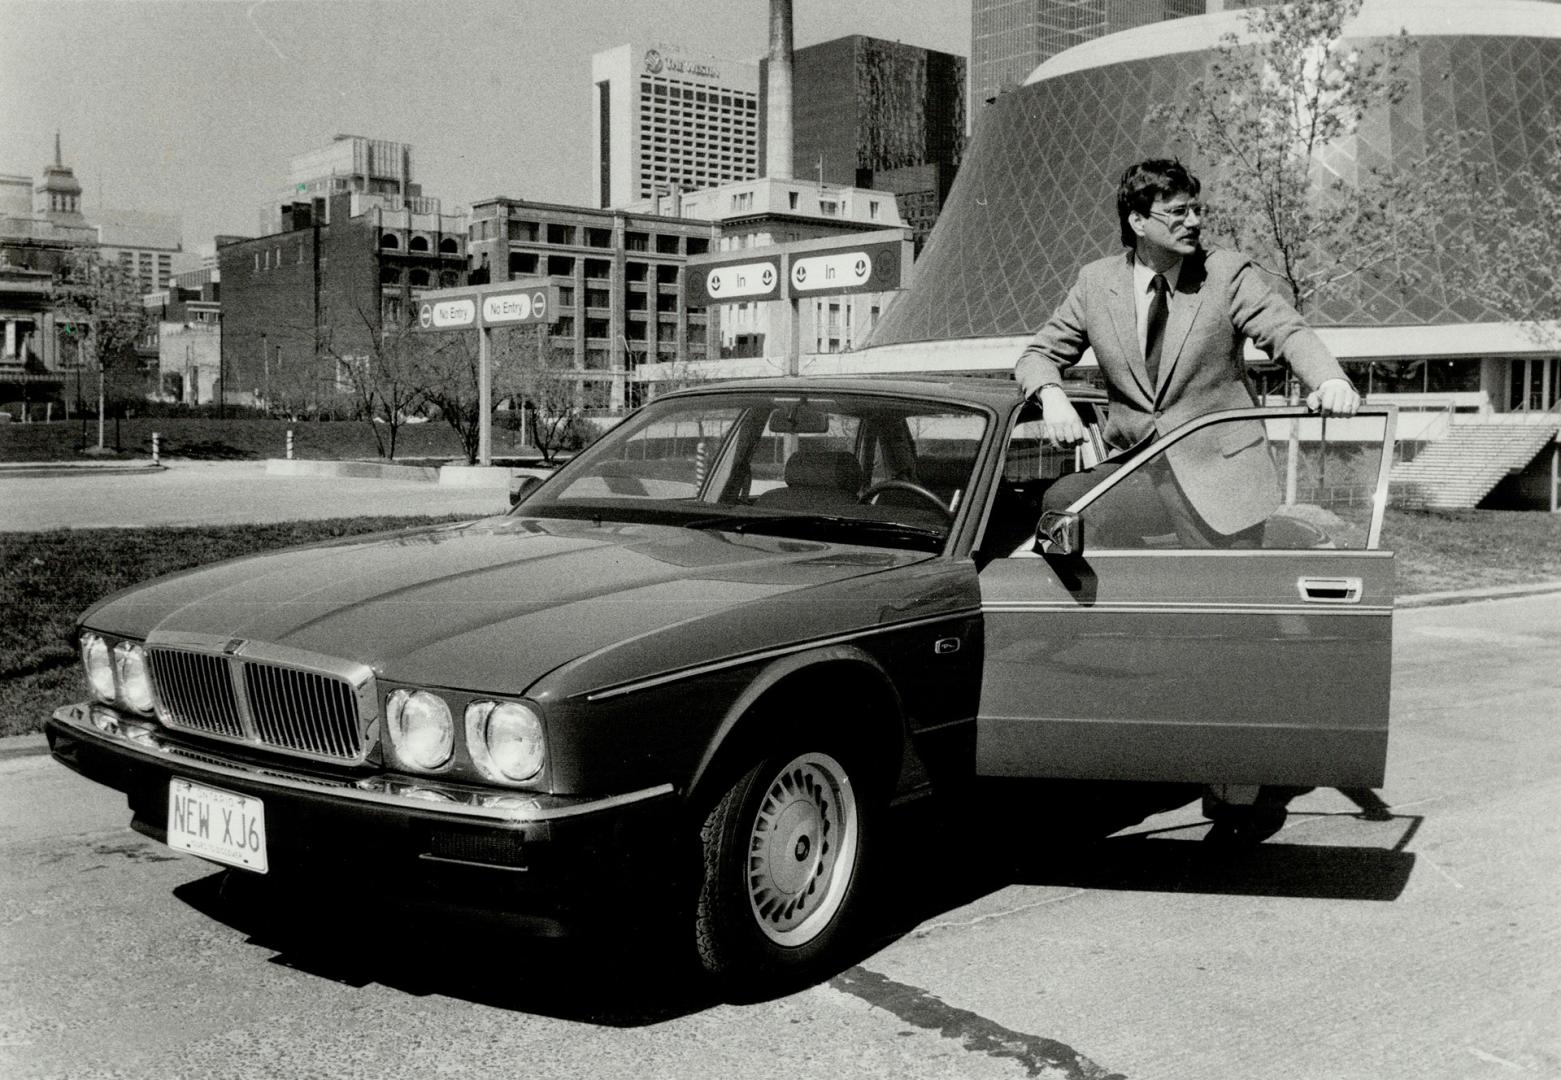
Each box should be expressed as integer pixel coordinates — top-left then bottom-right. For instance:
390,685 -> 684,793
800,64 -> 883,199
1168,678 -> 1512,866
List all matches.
859,479 -> 952,521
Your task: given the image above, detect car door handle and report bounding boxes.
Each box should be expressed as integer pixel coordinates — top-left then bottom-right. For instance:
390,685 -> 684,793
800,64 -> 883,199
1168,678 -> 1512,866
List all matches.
1297,577 -> 1363,604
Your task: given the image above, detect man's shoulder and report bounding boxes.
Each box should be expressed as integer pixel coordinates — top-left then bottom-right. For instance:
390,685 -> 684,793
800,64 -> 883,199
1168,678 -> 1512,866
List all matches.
1196,246 -> 1263,282
1076,250 -> 1130,282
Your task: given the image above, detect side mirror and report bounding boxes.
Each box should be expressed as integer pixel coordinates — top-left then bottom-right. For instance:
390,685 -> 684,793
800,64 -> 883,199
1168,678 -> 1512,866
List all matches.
1034,510 -> 1083,557
508,474 -> 542,508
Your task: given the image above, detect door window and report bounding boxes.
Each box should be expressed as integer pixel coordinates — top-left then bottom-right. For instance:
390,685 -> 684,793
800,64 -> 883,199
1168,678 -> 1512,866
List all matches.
1062,411 -> 1393,552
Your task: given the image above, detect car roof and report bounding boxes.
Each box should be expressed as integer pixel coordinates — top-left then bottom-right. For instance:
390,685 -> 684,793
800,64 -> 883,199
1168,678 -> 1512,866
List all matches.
663,375 -> 1106,409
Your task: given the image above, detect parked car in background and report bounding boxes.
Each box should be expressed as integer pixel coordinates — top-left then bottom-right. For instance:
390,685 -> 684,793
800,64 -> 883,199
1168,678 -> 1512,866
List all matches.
47,378 -> 1399,993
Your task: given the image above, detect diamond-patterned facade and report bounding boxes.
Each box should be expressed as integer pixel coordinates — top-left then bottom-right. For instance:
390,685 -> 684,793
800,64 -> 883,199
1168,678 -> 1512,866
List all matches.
871,31 -> 1561,348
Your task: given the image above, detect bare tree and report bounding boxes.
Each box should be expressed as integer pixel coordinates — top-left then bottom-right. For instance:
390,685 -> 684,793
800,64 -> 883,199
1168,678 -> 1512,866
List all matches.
1152,0 -> 1459,320
419,331 -> 487,465
324,304 -> 433,460
492,325 -> 590,465
52,248 -> 151,449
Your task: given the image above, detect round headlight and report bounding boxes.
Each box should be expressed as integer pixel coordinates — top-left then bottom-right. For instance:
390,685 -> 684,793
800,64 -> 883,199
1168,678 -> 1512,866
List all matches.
82,634 -> 115,703
387,690 -> 454,770
465,700 -> 545,782
113,642 -> 154,713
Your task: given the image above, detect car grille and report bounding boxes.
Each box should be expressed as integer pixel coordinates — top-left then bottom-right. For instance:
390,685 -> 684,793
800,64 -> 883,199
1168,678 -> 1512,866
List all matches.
146,646 -> 366,763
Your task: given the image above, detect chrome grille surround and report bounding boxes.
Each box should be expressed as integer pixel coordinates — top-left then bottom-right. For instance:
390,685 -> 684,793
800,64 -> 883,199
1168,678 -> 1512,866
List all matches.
144,632 -> 378,765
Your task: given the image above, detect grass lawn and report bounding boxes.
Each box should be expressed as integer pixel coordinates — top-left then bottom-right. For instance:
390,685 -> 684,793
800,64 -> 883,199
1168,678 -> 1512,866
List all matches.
3,507 -> 1557,739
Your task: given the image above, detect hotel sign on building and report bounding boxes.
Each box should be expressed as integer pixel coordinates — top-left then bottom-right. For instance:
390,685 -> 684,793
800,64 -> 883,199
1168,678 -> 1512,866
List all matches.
591,40 -> 761,209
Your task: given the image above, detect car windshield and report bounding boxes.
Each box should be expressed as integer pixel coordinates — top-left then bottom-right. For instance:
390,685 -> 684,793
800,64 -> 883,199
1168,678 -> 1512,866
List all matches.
518,389 -> 992,552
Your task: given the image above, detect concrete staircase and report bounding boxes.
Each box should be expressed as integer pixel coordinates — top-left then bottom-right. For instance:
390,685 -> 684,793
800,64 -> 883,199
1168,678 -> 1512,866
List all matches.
1390,417 -> 1561,510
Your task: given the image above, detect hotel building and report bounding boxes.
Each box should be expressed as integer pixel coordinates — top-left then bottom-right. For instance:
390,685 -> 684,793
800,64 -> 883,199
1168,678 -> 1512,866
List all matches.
591,41 -> 762,209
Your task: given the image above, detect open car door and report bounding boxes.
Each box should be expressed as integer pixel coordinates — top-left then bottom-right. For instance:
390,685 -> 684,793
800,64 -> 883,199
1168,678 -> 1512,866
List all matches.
976,405 -> 1397,788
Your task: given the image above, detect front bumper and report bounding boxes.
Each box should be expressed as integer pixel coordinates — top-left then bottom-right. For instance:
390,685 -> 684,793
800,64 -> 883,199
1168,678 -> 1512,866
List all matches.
47,703 -> 679,932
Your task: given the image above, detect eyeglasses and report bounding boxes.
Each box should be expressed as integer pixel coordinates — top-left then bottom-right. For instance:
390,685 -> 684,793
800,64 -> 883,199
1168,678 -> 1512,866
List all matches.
1146,202 -> 1205,224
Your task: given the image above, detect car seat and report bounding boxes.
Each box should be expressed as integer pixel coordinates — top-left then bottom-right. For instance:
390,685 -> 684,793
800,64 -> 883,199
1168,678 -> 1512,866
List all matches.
751,449 -> 863,513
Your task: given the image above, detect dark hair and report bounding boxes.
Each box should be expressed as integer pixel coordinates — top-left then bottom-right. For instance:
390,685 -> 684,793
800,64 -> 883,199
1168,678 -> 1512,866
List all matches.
1117,159 -> 1201,247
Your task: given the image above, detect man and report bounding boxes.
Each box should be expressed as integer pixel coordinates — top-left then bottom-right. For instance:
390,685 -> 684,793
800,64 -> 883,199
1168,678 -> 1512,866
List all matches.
1016,159 -> 1360,547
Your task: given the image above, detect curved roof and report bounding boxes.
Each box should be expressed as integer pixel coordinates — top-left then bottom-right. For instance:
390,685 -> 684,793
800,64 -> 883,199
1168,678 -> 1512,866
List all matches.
867,0 -> 1561,349
1027,0 -> 1561,84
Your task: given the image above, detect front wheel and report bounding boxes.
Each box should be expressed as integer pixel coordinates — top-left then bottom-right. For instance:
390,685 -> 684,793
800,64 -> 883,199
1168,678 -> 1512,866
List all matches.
695,749 -> 868,991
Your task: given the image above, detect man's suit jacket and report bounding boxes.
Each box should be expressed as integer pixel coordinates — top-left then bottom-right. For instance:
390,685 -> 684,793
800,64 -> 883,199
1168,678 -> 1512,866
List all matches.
1015,247 -> 1348,535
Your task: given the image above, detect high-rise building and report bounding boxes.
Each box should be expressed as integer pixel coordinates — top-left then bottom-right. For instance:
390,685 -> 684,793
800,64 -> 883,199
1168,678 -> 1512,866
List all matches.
788,35 -> 966,251
971,0 -> 1205,114
260,134 -> 438,236
95,209 -> 183,294
591,41 -> 763,209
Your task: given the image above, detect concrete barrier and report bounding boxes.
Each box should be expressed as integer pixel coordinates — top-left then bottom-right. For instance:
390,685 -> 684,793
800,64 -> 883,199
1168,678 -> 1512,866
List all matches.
265,459 -> 440,481
437,465 -> 513,488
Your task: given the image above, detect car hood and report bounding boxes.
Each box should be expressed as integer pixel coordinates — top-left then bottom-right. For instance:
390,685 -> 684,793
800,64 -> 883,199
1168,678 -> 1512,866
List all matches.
82,516 -> 932,696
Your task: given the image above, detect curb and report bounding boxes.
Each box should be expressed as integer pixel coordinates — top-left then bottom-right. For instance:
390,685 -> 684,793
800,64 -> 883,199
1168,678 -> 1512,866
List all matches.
0,461 -> 163,477
0,734 -> 49,760
1397,579 -> 1561,608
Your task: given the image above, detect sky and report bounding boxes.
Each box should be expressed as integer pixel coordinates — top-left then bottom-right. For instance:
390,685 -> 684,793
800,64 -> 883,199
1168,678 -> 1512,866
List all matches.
1,0 -> 972,253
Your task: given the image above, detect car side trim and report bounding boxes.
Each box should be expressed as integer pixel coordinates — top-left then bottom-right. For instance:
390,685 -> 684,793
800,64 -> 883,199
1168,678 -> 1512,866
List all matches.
50,704 -> 673,824
981,601 -> 1393,617
579,608 -> 981,702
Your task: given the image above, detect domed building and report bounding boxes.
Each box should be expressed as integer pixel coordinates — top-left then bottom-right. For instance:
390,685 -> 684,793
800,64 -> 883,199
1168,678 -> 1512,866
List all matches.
853,0 -> 1561,509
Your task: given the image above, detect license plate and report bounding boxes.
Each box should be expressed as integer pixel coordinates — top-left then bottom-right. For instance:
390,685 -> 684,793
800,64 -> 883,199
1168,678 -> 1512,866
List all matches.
167,779 -> 268,873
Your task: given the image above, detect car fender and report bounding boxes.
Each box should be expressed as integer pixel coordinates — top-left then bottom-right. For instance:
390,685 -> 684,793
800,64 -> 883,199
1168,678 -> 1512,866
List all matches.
685,643 -> 906,807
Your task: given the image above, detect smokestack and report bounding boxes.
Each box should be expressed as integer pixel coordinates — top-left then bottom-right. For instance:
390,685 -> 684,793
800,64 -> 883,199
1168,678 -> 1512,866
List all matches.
766,0 -> 794,180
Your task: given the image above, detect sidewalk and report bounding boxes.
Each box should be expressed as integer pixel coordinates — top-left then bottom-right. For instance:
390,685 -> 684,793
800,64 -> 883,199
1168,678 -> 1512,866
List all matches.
1396,579 -> 1561,608
0,458 -> 512,531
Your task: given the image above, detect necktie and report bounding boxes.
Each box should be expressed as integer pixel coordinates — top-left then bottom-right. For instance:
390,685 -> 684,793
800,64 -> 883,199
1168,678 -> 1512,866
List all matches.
1145,273 -> 1168,387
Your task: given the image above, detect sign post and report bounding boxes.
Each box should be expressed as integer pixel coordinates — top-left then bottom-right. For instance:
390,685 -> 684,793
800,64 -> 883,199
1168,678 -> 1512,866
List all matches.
685,231 -> 910,380
414,279 -> 557,466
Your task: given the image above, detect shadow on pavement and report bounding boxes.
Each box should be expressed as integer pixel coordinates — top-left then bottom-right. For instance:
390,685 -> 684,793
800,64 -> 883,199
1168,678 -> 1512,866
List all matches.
170,783 -> 1420,1024
174,870 -> 719,1025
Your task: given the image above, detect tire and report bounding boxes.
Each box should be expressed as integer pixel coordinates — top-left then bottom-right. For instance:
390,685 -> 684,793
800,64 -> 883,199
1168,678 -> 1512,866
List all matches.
695,748 -> 868,991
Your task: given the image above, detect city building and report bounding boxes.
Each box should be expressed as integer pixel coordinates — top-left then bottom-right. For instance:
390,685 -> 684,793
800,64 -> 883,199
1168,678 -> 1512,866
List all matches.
971,0 -> 1205,114
0,142 -> 98,411
217,136 -> 464,410
637,176 -> 910,375
591,41 -> 762,209
33,135 -> 86,225
142,267 -> 222,404
466,198 -> 717,412
220,189 -> 465,411
863,0 -> 1561,510
95,209 -> 183,294
789,35 -> 966,251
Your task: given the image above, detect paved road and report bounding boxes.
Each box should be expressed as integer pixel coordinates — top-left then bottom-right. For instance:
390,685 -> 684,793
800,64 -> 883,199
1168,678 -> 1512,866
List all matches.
3,594 -> 1557,1080
0,461 -> 511,531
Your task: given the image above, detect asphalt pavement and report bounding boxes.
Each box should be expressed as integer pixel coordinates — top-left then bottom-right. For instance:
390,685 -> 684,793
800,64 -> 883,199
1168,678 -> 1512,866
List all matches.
4,592 -> 1558,1079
